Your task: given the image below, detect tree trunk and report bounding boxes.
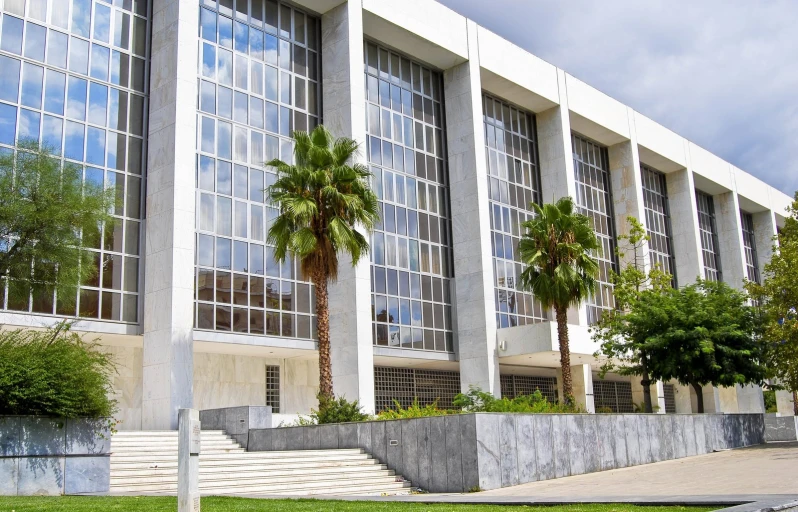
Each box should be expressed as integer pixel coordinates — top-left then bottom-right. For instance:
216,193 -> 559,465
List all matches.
640,351 -> 653,413
793,390 -> 798,416
691,382 -> 705,413
555,306 -> 573,404
313,272 -> 333,400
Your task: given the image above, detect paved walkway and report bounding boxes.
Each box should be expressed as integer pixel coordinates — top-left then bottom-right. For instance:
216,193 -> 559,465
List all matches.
480,441 -> 798,497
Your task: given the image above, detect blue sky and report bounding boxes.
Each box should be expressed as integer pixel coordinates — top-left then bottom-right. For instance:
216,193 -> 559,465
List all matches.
437,0 -> 798,196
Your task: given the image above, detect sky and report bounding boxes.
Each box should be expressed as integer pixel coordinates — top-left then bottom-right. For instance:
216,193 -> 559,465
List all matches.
437,0 -> 798,197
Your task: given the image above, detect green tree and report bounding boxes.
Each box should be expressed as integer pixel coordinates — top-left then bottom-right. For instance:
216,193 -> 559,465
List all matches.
517,197 -> 599,403
641,279 -> 767,413
266,126 -> 379,400
593,217 -> 672,413
0,141 -> 112,309
747,191 -> 798,415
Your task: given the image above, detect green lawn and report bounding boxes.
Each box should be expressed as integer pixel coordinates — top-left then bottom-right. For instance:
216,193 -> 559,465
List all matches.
0,496 -> 719,512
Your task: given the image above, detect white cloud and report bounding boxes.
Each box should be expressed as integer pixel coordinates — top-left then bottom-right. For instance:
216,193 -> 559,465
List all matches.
437,0 -> 798,196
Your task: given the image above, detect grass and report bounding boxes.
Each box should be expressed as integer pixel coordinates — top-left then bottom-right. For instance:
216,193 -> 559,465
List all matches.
0,496 -> 719,512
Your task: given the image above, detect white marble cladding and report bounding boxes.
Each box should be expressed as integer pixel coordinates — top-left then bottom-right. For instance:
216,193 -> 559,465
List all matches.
142,0 -> 200,429
97,343 -> 319,429
444,21 -> 499,395
321,1 -> 375,412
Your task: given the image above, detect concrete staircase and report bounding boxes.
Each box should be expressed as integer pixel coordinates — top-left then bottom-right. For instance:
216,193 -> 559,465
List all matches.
110,430 -> 412,496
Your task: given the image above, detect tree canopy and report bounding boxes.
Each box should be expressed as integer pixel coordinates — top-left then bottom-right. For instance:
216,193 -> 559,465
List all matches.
0,141 -> 112,308
593,217 -> 672,413
747,191 -> 798,414
641,279 -> 767,412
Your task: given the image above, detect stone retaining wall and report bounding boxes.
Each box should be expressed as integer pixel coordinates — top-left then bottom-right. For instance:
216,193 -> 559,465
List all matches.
764,414 -> 798,442
0,416 -> 110,496
199,406 -> 272,449
248,413 -> 764,492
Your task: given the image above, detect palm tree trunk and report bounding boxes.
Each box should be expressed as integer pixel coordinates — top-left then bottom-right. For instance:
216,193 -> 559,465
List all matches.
691,382 -> 705,413
313,272 -> 333,400
555,306 -> 573,404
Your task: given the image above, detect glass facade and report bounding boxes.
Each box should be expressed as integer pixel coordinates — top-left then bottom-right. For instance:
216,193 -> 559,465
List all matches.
0,0 -> 148,322
641,164 -> 676,284
695,190 -> 721,282
483,94 -> 547,328
740,211 -> 759,283
571,134 -> 617,324
365,42 -> 454,353
194,0 -> 320,339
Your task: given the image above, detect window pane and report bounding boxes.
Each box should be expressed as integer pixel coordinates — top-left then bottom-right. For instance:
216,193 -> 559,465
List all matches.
1,15 -> 23,54
64,121 -> 85,160
113,10 -> 130,50
18,109 -> 40,142
69,37 -> 89,75
44,70 -> 66,115
0,104 -> 17,145
66,77 -> 87,121
93,2 -> 112,43
42,115 -> 63,154
0,56 -> 21,103
71,0 -> 92,37
88,82 -> 108,126
24,23 -> 46,62
90,44 -> 110,81
46,30 -> 68,68
20,62 -> 44,109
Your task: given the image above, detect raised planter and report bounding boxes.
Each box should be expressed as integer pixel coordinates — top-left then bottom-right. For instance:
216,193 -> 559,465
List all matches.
199,406 -> 272,449
248,413 -> 764,492
764,413 -> 798,442
0,416 -> 110,496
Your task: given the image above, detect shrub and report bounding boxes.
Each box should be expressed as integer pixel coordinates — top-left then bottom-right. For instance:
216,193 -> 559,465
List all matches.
0,323 -> 117,419
453,386 -> 580,413
376,399 -> 451,420
763,389 -> 777,413
312,394 -> 371,424
595,406 -> 614,414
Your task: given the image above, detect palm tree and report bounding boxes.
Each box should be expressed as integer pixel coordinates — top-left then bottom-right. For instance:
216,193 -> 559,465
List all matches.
518,197 -> 600,403
266,126 -> 380,400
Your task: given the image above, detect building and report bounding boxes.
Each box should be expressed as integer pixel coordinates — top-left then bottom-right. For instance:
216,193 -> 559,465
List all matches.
0,0 -> 792,430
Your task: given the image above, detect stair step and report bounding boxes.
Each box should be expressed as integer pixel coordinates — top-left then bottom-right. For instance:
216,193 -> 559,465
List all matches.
109,431 -> 409,496
110,474 -> 407,493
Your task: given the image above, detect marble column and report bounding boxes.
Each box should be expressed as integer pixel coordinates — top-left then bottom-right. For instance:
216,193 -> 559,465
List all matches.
321,2 -> 375,412
753,210 -> 778,278
665,164 -> 703,285
776,390 -> 796,416
632,379 -> 666,414
142,0 -> 199,430
444,20 -> 500,396
536,71 -> 584,326
715,190 -> 747,289
557,364 -> 594,412
607,114 -> 650,273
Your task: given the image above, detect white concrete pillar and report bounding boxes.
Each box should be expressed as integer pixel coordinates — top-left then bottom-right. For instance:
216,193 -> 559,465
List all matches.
715,190 -> 747,289
753,210 -> 778,278
321,2 -> 375,412
665,164 -> 703,285
632,378 -> 666,414
444,20 -> 500,396
142,0 -> 199,429
717,385 -> 740,413
734,384 -> 765,413
557,365 -> 594,412
536,71 -> 584,326
776,390 -> 796,416
607,110 -> 650,273
673,383 -> 693,413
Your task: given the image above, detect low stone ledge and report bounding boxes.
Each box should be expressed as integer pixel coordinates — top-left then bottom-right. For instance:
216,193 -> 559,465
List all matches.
248,413 -> 765,492
0,416 -> 110,496
199,406 -> 272,449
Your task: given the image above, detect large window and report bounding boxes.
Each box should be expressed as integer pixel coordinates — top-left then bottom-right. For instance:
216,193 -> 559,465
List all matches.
641,165 -> 676,285
695,191 -> 721,282
0,0 -> 149,323
194,0 -> 320,339
572,134 -> 617,324
365,42 -> 454,353
740,211 -> 759,283
500,374 -> 557,402
483,94 -> 547,328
